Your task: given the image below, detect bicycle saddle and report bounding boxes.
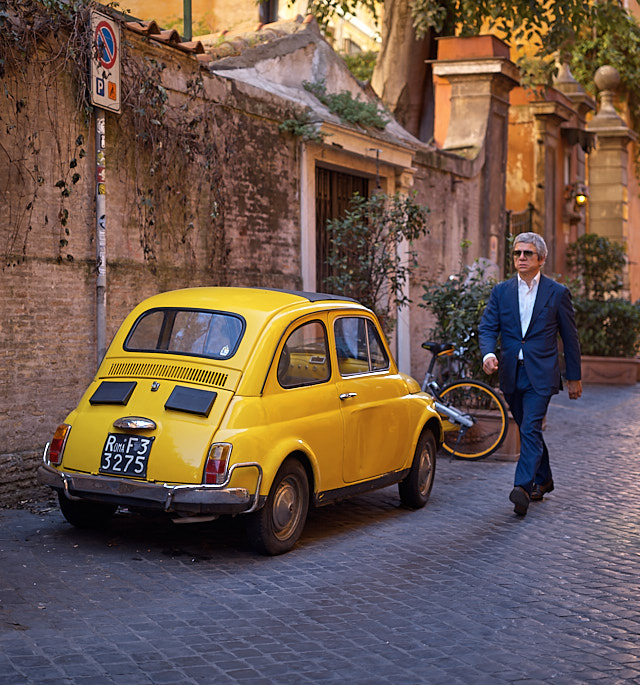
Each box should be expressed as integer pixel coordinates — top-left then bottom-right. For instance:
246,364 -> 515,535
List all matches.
421,341 -> 455,356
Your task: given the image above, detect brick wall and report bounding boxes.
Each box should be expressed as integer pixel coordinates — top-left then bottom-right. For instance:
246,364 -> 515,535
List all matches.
0,27 -> 302,504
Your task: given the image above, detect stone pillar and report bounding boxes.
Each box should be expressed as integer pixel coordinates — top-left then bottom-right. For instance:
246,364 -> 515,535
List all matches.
587,66 -> 636,253
528,100 -> 573,271
433,39 -> 520,271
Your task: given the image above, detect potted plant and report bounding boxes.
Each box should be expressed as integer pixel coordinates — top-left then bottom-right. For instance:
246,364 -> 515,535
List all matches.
420,259 -> 498,384
566,234 -> 640,384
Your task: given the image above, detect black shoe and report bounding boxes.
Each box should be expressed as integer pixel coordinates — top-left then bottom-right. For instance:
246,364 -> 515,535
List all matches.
509,486 -> 530,515
530,479 -> 554,501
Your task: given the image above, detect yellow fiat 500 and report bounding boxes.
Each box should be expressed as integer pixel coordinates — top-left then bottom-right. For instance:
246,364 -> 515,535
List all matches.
39,287 -> 442,554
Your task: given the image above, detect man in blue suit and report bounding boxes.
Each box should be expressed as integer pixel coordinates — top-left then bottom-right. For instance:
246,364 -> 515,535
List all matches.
478,232 -> 582,515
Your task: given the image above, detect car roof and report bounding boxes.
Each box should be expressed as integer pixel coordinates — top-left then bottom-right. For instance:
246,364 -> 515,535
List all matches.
133,286 -> 360,315
258,288 -> 358,303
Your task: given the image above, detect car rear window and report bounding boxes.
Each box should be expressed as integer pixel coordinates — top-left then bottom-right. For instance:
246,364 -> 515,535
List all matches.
125,308 -> 245,360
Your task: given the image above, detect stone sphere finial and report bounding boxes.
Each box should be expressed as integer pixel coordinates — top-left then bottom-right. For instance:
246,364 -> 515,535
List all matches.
594,65 -> 620,93
593,65 -> 623,122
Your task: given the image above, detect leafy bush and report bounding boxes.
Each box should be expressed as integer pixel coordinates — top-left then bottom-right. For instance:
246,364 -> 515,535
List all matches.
420,261 -> 497,382
573,298 -> 640,358
566,234 -> 640,358
566,233 -> 626,300
324,192 -> 429,335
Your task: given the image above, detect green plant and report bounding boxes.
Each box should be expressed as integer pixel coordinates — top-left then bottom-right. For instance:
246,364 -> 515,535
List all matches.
566,234 -> 640,358
420,261 -> 497,381
568,1 -> 640,158
566,233 -> 626,300
303,79 -> 389,129
302,0 -> 379,32
341,50 -> 378,83
323,192 -> 429,334
572,298 -> 640,358
279,111 -> 328,142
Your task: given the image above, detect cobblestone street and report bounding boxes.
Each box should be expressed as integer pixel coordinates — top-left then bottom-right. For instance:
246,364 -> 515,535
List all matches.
2,383 -> 640,684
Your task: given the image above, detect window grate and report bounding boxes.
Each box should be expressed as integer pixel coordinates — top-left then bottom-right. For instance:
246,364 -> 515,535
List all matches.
106,362 -> 228,389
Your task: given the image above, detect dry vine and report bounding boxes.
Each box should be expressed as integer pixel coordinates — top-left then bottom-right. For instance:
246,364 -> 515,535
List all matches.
0,0 -> 94,265
1,0 -> 227,278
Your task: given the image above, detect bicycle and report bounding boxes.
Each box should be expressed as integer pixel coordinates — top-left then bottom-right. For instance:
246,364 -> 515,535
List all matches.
421,341 -> 509,459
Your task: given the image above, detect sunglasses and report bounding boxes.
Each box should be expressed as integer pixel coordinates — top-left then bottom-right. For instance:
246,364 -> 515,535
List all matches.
513,249 -> 535,258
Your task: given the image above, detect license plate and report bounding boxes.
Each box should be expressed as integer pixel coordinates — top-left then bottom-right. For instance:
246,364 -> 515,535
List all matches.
99,433 -> 154,477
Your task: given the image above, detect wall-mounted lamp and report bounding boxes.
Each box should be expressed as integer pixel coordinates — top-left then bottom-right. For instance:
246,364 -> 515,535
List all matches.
566,182 -> 588,207
563,182 -> 588,225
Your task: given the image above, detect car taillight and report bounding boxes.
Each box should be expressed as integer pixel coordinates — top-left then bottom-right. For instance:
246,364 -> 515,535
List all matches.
47,424 -> 71,465
203,443 -> 232,485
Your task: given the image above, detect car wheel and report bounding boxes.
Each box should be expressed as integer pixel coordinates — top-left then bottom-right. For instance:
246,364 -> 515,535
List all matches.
245,458 -> 309,555
398,428 -> 436,509
58,493 -> 116,529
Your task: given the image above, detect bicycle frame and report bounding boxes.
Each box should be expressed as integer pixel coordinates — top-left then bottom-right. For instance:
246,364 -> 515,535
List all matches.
421,343 -> 474,430
420,340 -> 509,460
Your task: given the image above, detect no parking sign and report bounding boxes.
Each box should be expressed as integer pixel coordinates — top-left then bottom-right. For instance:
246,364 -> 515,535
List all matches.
90,11 -> 121,113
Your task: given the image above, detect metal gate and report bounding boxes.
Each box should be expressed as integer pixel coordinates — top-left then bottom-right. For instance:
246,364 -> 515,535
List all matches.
315,166 -> 369,292
504,202 -> 535,275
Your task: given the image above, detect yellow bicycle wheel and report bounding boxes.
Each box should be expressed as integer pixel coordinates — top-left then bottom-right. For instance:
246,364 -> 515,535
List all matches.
438,380 -> 509,459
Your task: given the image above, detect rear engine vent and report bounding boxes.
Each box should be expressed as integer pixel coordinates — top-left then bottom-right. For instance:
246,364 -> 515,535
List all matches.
107,362 -> 228,389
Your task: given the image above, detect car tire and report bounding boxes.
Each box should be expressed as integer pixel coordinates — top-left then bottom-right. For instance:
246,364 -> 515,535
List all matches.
245,458 -> 309,555
58,493 -> 116,529
398,428 -> 436,509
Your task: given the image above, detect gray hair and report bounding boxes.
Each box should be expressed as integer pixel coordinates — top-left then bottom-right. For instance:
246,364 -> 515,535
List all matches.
514,232 -> 547,260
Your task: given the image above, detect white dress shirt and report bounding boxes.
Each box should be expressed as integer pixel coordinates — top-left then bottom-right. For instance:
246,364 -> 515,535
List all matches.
517,271 -> 540,359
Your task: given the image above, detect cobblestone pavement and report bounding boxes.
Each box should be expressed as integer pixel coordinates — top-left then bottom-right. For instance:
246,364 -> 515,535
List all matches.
2,383 -> 640,684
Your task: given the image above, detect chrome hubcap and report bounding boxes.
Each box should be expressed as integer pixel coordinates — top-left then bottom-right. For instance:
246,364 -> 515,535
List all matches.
418,447 -> 433,496
272,476 -> 301,539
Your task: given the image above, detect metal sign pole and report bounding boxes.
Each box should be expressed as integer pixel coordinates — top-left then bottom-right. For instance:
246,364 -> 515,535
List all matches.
95,108 -> 107,366
183,0 -> 192,40
90,10 -> 120,368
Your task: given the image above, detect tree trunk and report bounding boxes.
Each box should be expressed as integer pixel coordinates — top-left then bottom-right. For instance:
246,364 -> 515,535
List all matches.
371,0 -> 437,141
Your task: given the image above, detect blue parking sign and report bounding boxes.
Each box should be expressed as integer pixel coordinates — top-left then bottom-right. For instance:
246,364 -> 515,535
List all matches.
90,11 -> 121,113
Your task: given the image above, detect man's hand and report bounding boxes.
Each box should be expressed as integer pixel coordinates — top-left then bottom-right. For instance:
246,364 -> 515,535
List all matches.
567,379 -> 582,400
483,355 -> 499,375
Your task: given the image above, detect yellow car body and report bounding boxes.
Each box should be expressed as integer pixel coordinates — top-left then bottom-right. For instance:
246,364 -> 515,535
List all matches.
39,287 -> 442,554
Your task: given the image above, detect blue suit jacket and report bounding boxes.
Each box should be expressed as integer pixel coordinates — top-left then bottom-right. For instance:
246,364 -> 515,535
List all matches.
478,274 -> 581,396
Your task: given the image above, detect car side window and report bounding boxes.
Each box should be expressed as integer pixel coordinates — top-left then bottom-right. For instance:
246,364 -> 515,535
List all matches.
335,317 -> 389,375
367,319 -> 389,371
277,321 -> 330,389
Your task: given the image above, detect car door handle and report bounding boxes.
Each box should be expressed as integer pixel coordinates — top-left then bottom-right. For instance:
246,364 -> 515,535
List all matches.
339,392 -> 357,400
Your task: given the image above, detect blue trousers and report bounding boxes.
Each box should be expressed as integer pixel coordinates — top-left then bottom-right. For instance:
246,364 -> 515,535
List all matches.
504,364 -> 552,494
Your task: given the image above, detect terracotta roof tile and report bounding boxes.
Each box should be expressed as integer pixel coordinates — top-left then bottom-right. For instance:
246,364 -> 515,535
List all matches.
123,15 -> 315,62
125,19 -> 205,54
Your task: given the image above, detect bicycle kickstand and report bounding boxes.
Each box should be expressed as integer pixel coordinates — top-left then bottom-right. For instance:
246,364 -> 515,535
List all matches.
449,426 -> 469,460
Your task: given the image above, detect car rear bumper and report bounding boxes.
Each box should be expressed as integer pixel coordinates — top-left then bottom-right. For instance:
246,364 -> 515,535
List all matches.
38,461 -> 263,516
